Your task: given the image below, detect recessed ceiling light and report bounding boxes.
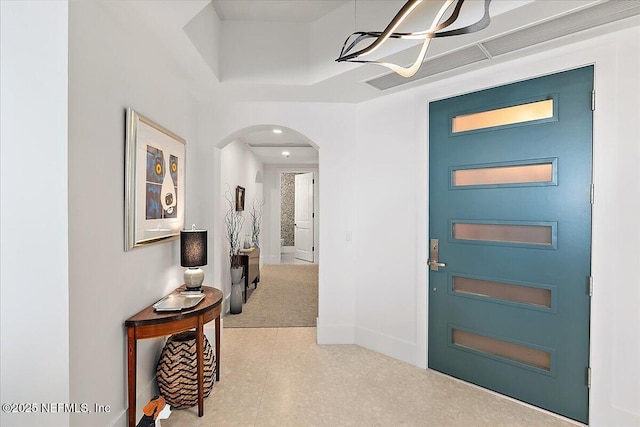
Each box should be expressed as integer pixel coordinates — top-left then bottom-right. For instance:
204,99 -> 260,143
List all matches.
272,129 -> 283,134
282,151 -> 290,157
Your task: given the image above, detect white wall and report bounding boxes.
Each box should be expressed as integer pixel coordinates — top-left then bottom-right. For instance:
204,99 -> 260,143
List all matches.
0,2 -> 70,426
352,23 -> 640,426
68,2 -> 207,425
354,93 -> 421,362
218,141 -> 264,311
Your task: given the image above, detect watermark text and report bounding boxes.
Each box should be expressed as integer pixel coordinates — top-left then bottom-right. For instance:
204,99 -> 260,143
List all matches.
2,402 -> 111,414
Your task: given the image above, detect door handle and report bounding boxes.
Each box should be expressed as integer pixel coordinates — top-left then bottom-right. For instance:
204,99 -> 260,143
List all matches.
428,260 -> 446,271
428,238 -> 446,271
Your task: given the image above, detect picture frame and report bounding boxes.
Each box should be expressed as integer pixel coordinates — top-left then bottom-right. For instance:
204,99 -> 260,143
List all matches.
125,108 -> 186,251
236,186 -> 245,211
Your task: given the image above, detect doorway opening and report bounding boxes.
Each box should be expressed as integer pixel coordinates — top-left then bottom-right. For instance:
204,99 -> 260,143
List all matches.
217,125 -> 319,328
280,171 -> 318,264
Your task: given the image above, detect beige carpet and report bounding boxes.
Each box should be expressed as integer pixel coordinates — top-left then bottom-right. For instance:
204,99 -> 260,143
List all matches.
223,263 -> 318,328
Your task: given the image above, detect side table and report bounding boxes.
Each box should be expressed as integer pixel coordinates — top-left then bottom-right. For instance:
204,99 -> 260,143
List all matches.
239,247 -> 260,302
124,286 -> 222,427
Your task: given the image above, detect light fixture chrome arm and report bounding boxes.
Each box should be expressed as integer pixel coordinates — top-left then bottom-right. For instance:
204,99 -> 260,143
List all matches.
337,0 -> 466,59
336,0 -> 493,78
338,0 -> 424,62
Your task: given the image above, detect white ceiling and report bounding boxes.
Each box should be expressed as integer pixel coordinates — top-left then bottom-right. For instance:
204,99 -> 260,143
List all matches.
238,128 -> 319,165
213,0 -> 348,23
123,0 -> 640,103
249,146 -> 319,164
115,0 -> 640,163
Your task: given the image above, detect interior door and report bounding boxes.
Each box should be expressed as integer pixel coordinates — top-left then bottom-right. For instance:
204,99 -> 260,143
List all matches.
428,66 -> 593,423
294,172 -> 314,262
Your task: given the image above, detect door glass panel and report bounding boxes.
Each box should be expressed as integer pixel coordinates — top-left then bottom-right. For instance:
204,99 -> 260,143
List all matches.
452,329 -> 551,370
453,163 -> 553,187
453,223 -> 552,245
453,276 -> 551,308
452,99 -> 554,133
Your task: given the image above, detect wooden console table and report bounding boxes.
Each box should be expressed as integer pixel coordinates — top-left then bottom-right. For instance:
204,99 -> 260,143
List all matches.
239,247 -> 260,302
124,286 -> 222,427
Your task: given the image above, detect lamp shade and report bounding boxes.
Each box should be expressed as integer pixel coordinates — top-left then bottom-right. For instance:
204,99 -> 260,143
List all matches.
180,229 -> 207,267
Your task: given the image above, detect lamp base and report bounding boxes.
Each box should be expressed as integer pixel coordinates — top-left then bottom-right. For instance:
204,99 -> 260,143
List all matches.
184,267 -> 204,290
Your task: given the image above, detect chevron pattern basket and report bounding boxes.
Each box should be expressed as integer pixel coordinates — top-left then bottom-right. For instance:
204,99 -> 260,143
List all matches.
156,330 -> 216,409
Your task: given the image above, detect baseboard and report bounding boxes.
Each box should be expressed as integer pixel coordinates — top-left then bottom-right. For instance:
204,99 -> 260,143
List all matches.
316,322 -> 355,344
316,323 -> 418,366
355,325 -> 418,366
265,254 -> 281,264
119,375 -> 158,427
223,294 -> 230,314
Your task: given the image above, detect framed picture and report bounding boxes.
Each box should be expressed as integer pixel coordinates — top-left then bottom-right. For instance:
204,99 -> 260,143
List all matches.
125,108 -> 185,251
236,186 -> 245,211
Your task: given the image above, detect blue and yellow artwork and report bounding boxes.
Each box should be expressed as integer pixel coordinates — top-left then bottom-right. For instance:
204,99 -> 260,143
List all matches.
146,145 -> 178,219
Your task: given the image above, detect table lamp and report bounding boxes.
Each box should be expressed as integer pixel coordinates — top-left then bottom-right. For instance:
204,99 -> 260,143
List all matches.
181,225 -> 207,291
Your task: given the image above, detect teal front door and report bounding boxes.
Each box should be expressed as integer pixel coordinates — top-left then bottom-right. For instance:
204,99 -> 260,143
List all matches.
428,66 -> 593,423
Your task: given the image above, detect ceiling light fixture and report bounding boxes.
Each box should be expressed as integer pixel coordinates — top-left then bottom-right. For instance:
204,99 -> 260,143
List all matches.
272,129 -> 283,134
282,151 -> 290,157
336,0 -> 492,78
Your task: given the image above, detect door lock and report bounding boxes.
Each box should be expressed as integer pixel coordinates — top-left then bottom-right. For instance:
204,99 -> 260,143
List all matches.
428,238 -> 446,271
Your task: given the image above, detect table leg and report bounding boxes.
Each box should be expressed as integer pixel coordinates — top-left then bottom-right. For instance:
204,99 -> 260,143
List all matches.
215,315 -> 221,381
197,315 -> 204,417
127,327 -> 137,427
244,282 -> 247,303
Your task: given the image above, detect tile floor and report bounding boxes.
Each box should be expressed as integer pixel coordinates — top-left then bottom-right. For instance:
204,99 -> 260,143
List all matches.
163,327 -> 579,427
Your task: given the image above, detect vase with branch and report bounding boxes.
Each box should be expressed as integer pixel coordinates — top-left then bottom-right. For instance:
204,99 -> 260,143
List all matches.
224,186 -> 245,313
250,197 -> 264,248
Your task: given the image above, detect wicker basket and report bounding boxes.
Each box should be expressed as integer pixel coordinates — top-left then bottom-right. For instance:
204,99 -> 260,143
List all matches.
156,330 -> 216,409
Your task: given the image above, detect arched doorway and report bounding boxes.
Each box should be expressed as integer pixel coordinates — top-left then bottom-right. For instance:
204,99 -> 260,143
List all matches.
213,125 -> 319,327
